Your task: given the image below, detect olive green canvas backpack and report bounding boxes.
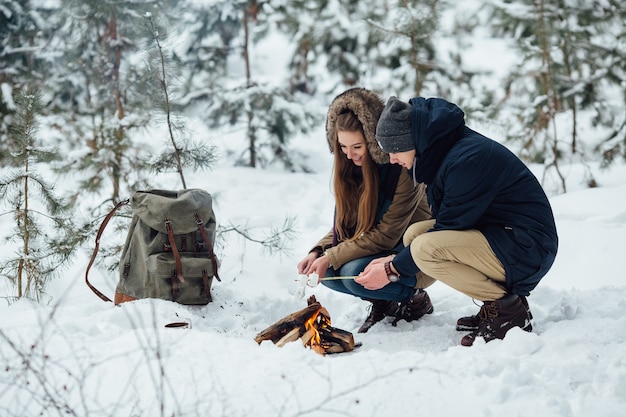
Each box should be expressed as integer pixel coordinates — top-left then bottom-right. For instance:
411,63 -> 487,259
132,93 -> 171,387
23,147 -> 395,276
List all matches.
86,189 -> 220,305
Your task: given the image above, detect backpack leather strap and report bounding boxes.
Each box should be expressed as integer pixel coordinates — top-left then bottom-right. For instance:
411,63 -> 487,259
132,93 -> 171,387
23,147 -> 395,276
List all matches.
201,269 -> 212,302
164,218 -> 185,283
170,269 -> 180,299
195,213 -> 221,282
85,198 -> 130,302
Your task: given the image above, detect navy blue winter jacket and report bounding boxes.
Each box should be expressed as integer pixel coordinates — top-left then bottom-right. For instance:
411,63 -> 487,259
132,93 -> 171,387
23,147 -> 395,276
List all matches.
393,97 -> 558,296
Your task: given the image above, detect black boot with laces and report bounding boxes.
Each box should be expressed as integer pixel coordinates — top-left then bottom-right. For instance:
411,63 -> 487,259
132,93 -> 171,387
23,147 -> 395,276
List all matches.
456,295 -> 533,331
358,300 -> 399,333
391,289 -> 434,326
460,294 -> 532,346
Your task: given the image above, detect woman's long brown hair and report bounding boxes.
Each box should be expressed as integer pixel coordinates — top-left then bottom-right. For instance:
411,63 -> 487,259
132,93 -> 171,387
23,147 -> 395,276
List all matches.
333,111 -> 379,242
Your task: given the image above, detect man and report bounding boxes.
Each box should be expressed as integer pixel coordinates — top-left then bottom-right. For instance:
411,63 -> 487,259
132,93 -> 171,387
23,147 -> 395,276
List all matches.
355,96 -> 558,346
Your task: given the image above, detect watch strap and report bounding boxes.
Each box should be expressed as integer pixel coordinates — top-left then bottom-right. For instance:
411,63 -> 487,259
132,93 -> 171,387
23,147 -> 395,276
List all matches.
384,261 -> 393,277
384,261 -> 399,282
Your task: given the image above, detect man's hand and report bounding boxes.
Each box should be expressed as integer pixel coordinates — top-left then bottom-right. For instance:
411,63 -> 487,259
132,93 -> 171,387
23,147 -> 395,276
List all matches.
355,256 -> 395,290
367,254 -> 395,266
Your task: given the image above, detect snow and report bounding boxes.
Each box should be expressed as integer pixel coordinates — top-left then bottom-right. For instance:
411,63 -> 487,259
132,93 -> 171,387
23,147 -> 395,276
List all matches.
1,127 -> 626,416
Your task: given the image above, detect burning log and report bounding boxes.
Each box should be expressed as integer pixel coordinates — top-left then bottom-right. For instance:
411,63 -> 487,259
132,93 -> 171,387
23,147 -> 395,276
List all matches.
253,301 -> 321,344
254,295 -> 358,355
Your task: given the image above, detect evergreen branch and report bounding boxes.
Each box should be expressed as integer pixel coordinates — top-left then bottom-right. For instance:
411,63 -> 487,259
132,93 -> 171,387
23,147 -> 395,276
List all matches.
146,13 -> 187,189
220,217 -> 297,255
0,171 -> 65,215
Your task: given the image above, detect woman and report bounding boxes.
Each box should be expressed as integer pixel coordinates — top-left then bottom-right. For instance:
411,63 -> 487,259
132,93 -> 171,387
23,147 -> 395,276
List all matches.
297,88 -> 434,333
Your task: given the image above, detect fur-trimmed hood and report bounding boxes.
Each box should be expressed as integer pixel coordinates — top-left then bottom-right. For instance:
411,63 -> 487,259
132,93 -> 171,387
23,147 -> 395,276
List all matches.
325,88 -> 389,164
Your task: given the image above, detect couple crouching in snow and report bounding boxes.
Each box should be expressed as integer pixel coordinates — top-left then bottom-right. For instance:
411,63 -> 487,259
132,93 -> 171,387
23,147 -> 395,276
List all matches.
297,88 -> 558,346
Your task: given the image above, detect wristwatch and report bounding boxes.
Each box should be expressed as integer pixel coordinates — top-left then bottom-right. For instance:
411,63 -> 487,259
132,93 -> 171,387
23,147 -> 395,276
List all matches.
384,261 -> 400,283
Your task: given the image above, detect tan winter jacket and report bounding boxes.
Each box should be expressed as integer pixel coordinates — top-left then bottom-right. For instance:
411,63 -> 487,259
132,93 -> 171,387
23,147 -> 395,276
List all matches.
312,88 -> 431,269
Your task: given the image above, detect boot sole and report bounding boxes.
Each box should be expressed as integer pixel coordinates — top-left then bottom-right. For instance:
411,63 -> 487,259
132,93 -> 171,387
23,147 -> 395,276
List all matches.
522,320 -> 533,332
456,324 -> 479,332
407,305 -> 434,321
391,305 -> 434,326
457,321 -> 532,332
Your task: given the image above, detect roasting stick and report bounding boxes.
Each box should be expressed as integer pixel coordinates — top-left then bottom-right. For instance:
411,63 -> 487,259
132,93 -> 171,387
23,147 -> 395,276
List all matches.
318,276 -> 357,281
303,274 -> 357,287
294,274 -> 357,299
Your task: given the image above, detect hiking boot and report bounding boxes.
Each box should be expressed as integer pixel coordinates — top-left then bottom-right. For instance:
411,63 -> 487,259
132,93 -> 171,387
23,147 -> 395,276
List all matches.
460,294 -> 532,347
456,295 -> 533,331
391,289 -> 434,326
357,300 -> 399,333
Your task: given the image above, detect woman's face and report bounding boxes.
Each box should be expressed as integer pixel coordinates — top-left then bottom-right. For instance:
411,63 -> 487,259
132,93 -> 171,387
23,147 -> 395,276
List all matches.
337,130 -> 367,166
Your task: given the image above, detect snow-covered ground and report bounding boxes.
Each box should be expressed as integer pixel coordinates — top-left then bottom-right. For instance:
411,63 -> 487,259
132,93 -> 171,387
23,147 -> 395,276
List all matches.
1,126 -> 625,416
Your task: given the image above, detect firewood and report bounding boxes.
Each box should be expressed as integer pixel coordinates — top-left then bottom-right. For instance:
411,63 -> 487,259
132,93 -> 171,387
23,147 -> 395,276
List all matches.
311,344 -> 327,355
275,327 -> 301,347
300,326 -> 317,346
318,326 -> 355,352
254,302 -> 322,344
255,296 -> 358,355
318,306 -> 331,327
322,343 -> 344,354
306,294 -> 318,305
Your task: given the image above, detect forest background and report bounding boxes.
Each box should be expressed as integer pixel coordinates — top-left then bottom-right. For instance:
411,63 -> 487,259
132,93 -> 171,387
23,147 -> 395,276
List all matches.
1,0 -> 625,301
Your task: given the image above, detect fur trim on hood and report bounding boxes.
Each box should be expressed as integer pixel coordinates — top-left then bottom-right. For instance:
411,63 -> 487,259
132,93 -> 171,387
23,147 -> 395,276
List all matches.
325,87 -> 389,164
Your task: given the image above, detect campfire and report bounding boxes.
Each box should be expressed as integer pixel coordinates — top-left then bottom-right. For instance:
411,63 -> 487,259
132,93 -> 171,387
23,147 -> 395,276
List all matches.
254,295 -> 358,355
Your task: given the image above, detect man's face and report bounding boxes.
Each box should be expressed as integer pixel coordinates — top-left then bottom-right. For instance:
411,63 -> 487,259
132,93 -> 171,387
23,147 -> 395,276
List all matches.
389,150 -> 416,169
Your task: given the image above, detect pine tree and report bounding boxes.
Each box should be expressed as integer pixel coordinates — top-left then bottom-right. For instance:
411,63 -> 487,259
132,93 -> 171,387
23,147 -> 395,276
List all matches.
581,0 -> 626,167
181,0 -> 319,170
0,0 -> 57,165
271,0 -> 389,92
172,0 -> 240,103
47,0 -> 168,203
369,0 -> 443,96
0,90 -> 85,302
488,0 -> 626,191
268,0 -> 485,129
143,12 -> 218,188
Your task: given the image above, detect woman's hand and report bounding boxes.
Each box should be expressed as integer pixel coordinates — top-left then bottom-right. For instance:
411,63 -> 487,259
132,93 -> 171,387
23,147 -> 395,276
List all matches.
297,252 -> 319,275
305,255 -> 331,279
298,252 -> 331,278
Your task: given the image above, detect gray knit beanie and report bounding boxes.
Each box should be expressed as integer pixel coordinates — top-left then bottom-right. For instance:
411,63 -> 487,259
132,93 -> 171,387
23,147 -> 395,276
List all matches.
375,96 -> 414,153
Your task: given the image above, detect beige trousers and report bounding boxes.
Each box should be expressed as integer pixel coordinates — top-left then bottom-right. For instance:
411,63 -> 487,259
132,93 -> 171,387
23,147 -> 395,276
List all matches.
404,220 -> 507,301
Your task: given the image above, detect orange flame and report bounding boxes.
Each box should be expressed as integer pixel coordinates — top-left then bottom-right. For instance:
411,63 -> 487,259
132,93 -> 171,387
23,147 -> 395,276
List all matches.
302,310 -> 321,347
